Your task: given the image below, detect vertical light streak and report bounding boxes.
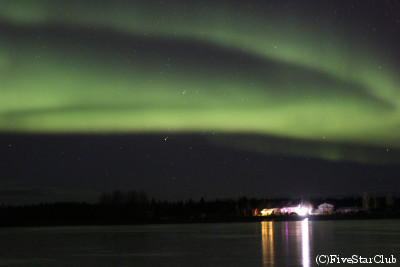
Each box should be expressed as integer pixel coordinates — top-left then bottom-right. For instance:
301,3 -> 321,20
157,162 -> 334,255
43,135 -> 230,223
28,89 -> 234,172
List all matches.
261,221 -> 274,266
301,218 -> 310,267
285,221 -> 289,256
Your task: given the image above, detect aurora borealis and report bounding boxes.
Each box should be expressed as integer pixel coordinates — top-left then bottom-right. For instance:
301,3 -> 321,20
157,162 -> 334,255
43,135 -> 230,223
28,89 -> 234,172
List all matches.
1,1 -> 400,202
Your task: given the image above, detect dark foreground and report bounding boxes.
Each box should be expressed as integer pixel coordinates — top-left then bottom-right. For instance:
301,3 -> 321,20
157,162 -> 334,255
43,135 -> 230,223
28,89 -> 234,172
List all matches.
1,220 -> 399,266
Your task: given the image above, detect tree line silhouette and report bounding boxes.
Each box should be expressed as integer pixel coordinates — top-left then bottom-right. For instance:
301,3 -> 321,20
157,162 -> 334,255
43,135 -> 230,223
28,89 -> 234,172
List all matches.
0,190 -> 399,227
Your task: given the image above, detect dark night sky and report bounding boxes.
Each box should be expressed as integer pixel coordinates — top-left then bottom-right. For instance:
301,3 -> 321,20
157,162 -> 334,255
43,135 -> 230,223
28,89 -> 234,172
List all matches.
1,1 -> 400,204
1,133 -> 400,204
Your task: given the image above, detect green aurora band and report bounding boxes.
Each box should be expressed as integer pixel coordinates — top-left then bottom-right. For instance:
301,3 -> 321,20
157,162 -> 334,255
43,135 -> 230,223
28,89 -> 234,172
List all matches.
0,0 -> 399,163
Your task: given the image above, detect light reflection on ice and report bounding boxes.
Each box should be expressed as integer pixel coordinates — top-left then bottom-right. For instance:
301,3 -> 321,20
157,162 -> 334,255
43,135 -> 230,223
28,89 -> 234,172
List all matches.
302,218 -> 310,267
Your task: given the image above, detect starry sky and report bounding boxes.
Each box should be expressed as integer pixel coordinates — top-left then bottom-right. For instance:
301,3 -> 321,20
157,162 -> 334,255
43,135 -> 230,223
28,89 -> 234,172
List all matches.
1,0 -> 400,204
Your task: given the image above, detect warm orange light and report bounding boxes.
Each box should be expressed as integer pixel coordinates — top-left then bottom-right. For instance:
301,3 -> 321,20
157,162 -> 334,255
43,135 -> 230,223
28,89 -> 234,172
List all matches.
260,208 -> 275,216
261,221 -> 274,266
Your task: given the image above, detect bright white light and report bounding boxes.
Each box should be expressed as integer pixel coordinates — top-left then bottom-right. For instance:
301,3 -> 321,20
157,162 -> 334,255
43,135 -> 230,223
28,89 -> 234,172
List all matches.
297,207 -> 308,216
301,218 -> 310,267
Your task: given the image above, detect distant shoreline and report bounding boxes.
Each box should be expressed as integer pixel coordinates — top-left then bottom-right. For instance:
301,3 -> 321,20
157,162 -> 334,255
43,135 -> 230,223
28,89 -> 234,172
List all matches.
2,194 -> 399,228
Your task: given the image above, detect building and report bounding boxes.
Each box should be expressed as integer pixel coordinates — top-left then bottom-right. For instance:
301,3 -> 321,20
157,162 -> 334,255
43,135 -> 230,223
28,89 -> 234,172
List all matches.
260,208 -> 276,216
316,203 -> 334,214
280,204 -> 312,216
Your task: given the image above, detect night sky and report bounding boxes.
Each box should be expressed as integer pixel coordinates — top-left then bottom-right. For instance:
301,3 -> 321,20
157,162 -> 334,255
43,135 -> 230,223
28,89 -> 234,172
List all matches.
1,0 -> 400,204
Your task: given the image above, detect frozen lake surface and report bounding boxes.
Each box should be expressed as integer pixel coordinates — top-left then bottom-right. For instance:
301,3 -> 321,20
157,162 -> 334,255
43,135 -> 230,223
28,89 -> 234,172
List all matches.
1,219 -> 399,266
